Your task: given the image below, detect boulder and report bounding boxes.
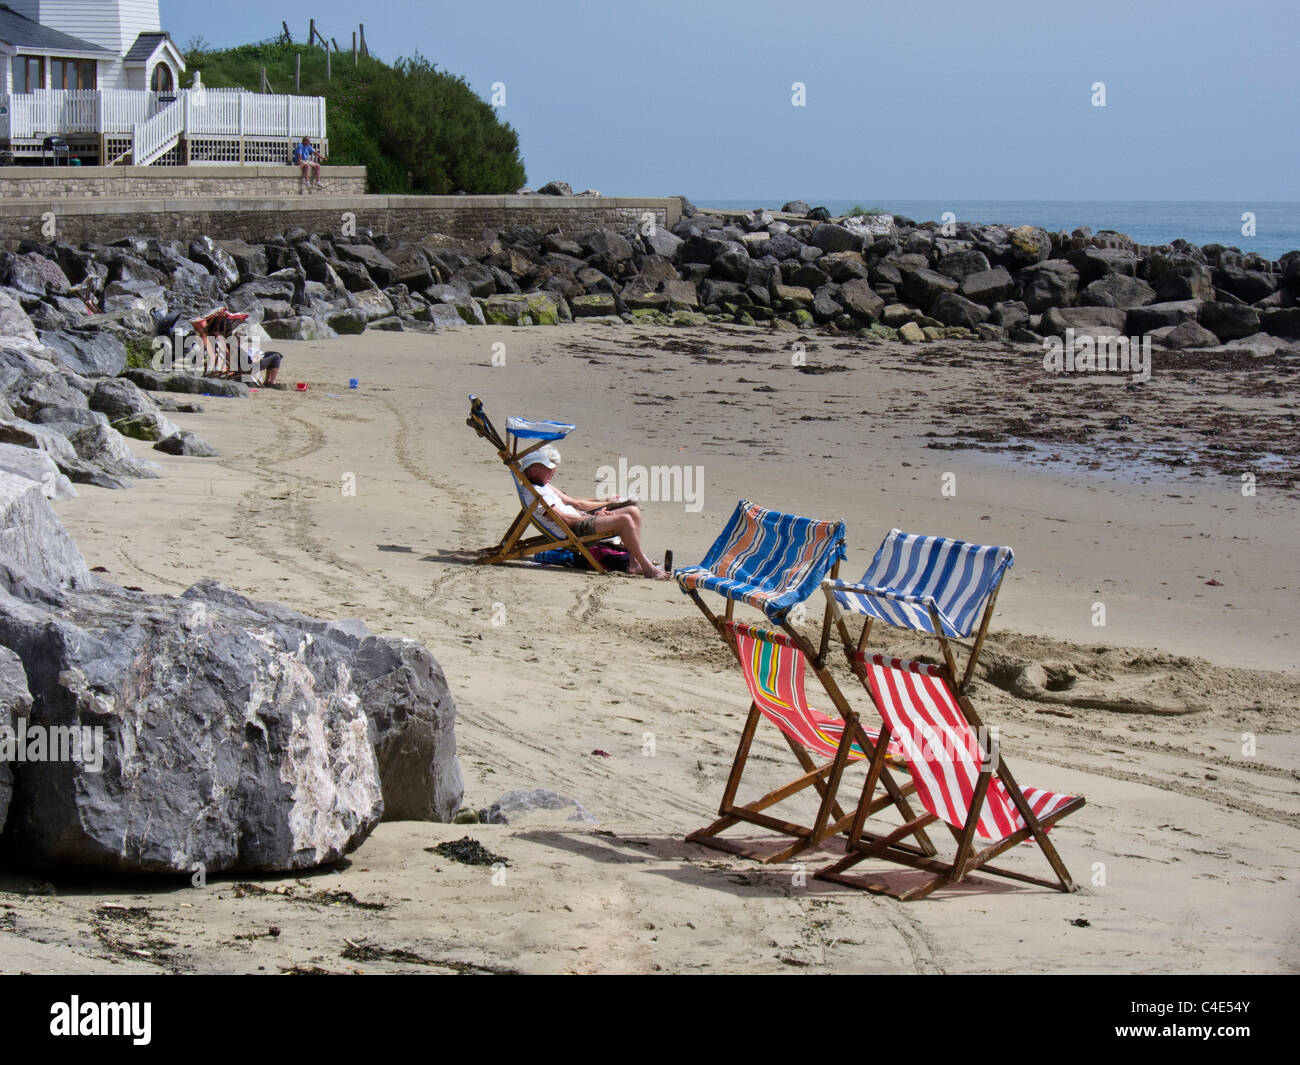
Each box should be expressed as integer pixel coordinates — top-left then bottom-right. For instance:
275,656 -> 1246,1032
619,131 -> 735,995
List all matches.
1152,262 -> 1214,302
1079,273 -> 1156,309
112,411 -> 180,442
153,431 -> 217,457
936,249 -> 992,283
68,423 -> 162,480
89,376 -> 157,420
930,291 -> 991,329
1040,306 -> 1128,337
1126,300 -> 1200,334
349,288 -> 396,322
480,295 -> 534,326
425,303 -> 467,328
1066,247 -> 1139,282
1160,320 -> 1220,349
959,267 -> 1015,305
1199,301 -> 1260,342
782,200 -> 811,215
1019,260 -> 1080,312
0,444 -> 75,500
326,307 -> 368,335
1260,307 -> 1300,339
537,180 -> 573,196
898,267 -> 958,310
1006,225 -> 1052,265
335,243 -> 399,286
661,280 -> 700,309
0,291 -> 40,350
642,228 -> 683,259
0,470 -> 91,589
838,279 -> 885,321
809,223 -> 865,254
897,321 -> 926,343
570,294 -> 618,317
37,329 -> 127,377
187,236 -> 241,289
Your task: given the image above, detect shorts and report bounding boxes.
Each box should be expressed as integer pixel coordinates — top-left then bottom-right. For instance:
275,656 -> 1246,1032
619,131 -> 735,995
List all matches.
259,352 -> 283,370
575,517 -> 598,538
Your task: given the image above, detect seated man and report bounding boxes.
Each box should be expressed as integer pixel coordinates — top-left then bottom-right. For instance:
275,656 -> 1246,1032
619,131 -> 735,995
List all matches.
521,447 -> 666,579
293,136 -> 323,191
244,346 -> 284,388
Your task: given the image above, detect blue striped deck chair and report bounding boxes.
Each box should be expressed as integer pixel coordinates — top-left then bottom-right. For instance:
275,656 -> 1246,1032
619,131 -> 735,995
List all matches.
821,529 -> 1014,693
677,501 -> 935,863
466,394 -> 615,572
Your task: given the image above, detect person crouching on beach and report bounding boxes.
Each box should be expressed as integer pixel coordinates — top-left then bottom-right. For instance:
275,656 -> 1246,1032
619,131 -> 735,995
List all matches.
521,447 -> 667,579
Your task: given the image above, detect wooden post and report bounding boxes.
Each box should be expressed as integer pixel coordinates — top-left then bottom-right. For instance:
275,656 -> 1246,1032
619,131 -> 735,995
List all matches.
352,31 -> 357,64
331,37 -> 340,52
326,41 -> 331,81
282,20 -> 291,43
359,24 -> 367,57
295,53 -> 300,93
309,18 -> 315,47
260,66 -> 268,93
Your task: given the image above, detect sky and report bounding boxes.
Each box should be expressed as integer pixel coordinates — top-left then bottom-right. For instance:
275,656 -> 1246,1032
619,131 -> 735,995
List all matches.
164,0 -> 1300,202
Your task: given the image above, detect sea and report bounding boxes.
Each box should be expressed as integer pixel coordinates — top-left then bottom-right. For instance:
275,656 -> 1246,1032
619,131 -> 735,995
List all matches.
699,200 -> 1300,262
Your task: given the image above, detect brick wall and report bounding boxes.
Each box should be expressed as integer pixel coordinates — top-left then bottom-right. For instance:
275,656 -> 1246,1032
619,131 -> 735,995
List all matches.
0,194 -> 683,246
0,166 -> 369,199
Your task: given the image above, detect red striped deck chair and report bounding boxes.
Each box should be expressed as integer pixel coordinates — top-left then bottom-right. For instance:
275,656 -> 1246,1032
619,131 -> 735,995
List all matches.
190,306 -> 251,379
817,653 -> 1084,900
687,621 -> 930,863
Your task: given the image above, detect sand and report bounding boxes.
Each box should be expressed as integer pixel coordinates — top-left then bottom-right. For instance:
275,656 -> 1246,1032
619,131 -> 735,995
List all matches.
3,320 -> 1298,974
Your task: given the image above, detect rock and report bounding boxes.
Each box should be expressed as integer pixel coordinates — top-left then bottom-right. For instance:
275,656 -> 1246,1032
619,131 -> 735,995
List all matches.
990,300 -> 1030,331
187,236 -> 241,289
0,644 -> 30,833
263,315 -> 334,341
781,200 -> 811,215
1007,225 -> 1052,265
153,431 -> 217,457
216,239 -> 268,281
579,229 -> 634,272
661,280 -> 699,309
335,243 -> 399,287
89,377 -> 157,421
0,291 -> 40,350
478,788 -> 596,826
838,279 -> 885,321
930,291 -> 991,329
120,369 -> 248,398
112,411 -> 180,442
898,267 -> 958,310
936,249 -> 992,283
570,294 -> 618,317
1039,306 -> 1127,337
772,284 -> 815,309
0,470 -> 91,589
536,181 -> 573,197
1161,320 -> 1220,349
348,288 -> 395,322
897,321 -> 926,343
424,303 -> 465,328
37,330 -> 127,377
1126,300 -> 1200,334
1199,301 -> 1260,342
480,295 -> 534,326
1019,260 -> 1080,312
809,223 -> 865,254
811,286 -> 843,322
1152,262 -> 1214,302
1066,247 -> 1139,283
1079,273 -> 1156,310
806,207 -> 832,222
842,213 -> 896,238
326,308 -> 368,335
68,423 -> 162,480
1260,307 -> 1300,339
0,444 -> 75,499
959,267 -> 1015,305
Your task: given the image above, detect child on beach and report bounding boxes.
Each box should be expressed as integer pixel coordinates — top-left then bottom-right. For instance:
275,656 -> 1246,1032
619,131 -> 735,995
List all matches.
521,447 -> 667,579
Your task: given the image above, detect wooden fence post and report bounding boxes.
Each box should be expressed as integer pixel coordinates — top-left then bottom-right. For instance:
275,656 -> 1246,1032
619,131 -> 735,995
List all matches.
295,53 -> 300,93
352,31 -> 357,64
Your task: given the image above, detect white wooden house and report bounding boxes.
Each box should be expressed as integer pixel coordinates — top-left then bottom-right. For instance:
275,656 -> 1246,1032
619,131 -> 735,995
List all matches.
0,1 -> 326,165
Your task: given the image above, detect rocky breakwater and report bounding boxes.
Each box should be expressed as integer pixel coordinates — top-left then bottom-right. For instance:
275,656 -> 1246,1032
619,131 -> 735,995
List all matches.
4,201 -> 1296,353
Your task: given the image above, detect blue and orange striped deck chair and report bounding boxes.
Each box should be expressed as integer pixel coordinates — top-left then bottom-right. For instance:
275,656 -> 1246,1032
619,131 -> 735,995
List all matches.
676,501 -> 934,863
467,394 -> 616,573
822,529 -> 1015,693
816,652 -> 1084,899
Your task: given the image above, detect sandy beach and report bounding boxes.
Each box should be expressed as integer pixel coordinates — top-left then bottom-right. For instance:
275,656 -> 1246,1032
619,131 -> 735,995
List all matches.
6,320 -> 1298,974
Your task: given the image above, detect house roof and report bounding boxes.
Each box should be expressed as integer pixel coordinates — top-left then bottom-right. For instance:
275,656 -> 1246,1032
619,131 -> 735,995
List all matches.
124,31 -> 167,63
0,4 -> 112,54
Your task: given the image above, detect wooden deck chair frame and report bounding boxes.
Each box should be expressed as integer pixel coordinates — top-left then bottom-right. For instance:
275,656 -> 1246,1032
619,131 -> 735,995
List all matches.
467,394 -> 614,573
190,307 -> 251,380
814,611 -> 1084,899
676,504 -> 937,864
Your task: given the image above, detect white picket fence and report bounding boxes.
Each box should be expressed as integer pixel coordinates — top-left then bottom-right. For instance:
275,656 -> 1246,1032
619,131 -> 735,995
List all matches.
0,87 -> 327,162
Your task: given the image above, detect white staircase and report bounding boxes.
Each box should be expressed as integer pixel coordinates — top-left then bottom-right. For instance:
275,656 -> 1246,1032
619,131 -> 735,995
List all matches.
130,96 -> 184,166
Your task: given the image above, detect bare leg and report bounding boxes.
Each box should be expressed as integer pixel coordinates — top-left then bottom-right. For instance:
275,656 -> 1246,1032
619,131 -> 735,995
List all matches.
264,365 -> 279,385
589,511 -> 664,578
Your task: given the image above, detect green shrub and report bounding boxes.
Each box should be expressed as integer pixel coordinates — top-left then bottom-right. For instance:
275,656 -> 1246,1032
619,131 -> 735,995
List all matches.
845,205 -> 884,218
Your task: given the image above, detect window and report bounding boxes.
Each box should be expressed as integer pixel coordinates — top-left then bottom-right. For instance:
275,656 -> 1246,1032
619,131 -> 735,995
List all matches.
150,64 -> 173,93
11,55 -> 43,93
49,58 -> 95,90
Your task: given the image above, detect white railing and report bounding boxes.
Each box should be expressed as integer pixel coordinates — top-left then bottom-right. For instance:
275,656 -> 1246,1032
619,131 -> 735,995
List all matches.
132,96 -> 185,166
0,86 -> 326,147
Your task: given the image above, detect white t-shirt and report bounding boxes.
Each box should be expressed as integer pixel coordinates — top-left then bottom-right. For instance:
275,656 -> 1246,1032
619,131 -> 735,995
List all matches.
536,483 -> 582,523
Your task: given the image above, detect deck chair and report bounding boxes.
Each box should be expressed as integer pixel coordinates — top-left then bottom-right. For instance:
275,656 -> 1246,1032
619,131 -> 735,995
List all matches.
190,306 -> 251,379
677,500 -> 935,862
466,394 -> 616,573
822,530 -> 1014,693
816,652 -> 1084,899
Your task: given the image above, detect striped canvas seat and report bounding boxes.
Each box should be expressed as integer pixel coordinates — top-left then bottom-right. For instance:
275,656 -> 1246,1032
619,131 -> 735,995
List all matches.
513,470 -> 565,540
676,500 -> 847,620
728,622 -> 902,764
857,653 -> 1076,842
825,530 -> 1013,637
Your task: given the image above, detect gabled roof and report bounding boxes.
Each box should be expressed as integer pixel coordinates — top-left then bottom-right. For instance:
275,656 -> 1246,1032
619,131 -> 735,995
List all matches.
123,30 -> 185,71
0,4 -> 112,54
